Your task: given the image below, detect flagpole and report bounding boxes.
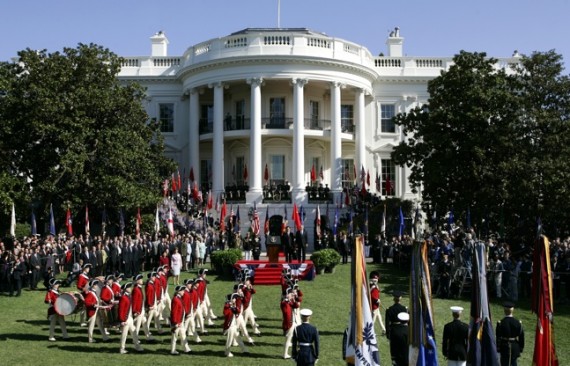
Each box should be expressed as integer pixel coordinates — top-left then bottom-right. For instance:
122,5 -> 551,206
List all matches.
277,0 -> 281,28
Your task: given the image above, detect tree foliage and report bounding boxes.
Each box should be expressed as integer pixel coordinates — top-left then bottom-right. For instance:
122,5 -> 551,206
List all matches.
392,50 -> 570,241
0,44 -> 174,232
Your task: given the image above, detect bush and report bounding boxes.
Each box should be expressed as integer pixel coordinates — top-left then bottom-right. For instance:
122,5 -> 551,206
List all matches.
311,248 -> 341,269
210,248 -> 243,274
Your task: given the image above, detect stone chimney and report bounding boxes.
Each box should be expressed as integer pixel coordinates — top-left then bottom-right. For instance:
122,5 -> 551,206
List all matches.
386,27 -> 403,57
150,31 -> 169,56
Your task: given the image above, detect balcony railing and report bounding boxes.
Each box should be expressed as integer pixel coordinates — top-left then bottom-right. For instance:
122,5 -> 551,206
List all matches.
262,117 -> 293,129
224,116 -> 251,131
198,116 -> 353,134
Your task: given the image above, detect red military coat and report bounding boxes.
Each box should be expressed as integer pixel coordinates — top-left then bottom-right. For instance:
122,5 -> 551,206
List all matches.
132,284 -> 144,316
281,299 -> 299,332
77,272 -> 89,291
100,285 -> 114,305
223,302 -> 238,331
370,284 -> 380,311
190,289 -> 199,312
196,279 -> 206,302
118,293 -> 131,323
45,289 -> 59,316
145,281 -> 156,309
182,290 -> 191,318
155,276 -> 163,302
83,290 -> 99,318
170,295 -> 184,327
243,286 -> 256,310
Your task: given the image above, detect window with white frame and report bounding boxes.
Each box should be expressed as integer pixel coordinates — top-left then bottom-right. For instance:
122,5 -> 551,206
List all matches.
270,155 -> 285,185
380,104 -> 396,133
159,103 -> 174,132
341,105 -> 354,132
381,159 -> 396,195
341,159 -> 355,188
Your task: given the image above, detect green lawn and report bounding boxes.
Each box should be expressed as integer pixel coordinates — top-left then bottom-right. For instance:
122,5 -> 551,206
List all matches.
1,262 -> 568,365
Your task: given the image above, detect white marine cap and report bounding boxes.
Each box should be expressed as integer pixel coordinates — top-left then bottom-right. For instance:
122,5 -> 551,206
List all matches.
397,312 -> 409,322
300,308 -> 313,317
450,306 -> 464,313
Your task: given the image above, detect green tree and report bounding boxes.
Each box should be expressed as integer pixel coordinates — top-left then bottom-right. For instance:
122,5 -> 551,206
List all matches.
0,44 -> 174,232
392,50 -> 570,241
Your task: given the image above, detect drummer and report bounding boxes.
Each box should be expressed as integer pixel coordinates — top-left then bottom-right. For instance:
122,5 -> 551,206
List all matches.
45,279 -> 69,341
76,263 -> 92,327
100,275 -> 118,330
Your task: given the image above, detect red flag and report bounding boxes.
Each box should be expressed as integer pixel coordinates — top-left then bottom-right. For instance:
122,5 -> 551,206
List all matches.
366,170 -> 370,186
171,173 -> 177,192
66,208 -> 73,236
136,207 -> 141,238
319,165 -> 324,181
84,206 -> 90,236
220,200 -> 227,232
282,206 -> 288,234
264,163 -> 269,183
311,165 -> 316,182
189,167 -> 195,182
207,190 -> 213,210
264,206 -> 270,236
292,203 -> 302,231
532,235 -> 559,366
315,205 -> 321,238
243,164 -> 248,182
385,176 -> 392,196
177,170 -> 182,192
251,207 -> 260,236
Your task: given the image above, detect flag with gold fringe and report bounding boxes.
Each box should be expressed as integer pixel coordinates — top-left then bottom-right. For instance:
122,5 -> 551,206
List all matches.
345,236 -> 380,365
409,240 -> 438,366
531,235 -> 558,366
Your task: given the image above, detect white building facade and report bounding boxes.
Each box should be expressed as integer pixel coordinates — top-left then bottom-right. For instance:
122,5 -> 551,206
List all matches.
117,28 -> 516,244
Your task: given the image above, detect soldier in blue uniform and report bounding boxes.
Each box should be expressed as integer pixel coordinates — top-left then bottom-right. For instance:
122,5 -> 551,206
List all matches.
442,306 -> 468,366
292,308 -> 319,366
496,302 -> 524,366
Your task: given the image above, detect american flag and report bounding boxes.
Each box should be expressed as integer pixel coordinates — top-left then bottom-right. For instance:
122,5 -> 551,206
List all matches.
251,204 -> 260,236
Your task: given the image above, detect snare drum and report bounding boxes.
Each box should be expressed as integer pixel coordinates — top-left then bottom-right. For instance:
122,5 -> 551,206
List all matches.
54,293 -> 78,316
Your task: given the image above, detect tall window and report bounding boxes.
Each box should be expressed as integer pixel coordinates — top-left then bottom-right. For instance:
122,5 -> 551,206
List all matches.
200,104 -> 213,133
381,159 -> 396,196
159,103 -> 174,132
235,156 -> 245,185
235,100 -> 245,129
381,104 -> 396,133
309,101 -> 319,129
270,155 -> 285,185
341,159 -> 355,188
200,159 -> 212,189
269,98 -> 285,128
341,105 -> 354,132
311,157 -> 321,184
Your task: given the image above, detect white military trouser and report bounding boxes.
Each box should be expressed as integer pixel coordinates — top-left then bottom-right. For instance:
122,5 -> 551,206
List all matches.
195,301 -> 206,333
171,324 -> 190,353
134,307 -> 152,339
120,313 -> 141,351
372,308 -> 386,332
146,304 -> 162,333
224,316 -> 248,356
243,305 -> 260,334
88,308 -> 108,341
49,313 -> 68,338
283,324 -> 296,358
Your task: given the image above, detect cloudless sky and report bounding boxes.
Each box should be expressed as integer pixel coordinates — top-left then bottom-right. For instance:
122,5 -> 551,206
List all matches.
1,0 -> 569,67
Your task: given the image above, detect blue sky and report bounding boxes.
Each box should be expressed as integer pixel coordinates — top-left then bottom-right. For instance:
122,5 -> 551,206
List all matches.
1,0 -> 569,66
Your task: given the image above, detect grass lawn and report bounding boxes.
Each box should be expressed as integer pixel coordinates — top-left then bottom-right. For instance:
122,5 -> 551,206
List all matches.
0,261 -> 568,365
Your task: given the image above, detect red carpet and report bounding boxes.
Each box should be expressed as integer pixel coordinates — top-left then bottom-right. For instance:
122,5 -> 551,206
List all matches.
234,256 -> 316,285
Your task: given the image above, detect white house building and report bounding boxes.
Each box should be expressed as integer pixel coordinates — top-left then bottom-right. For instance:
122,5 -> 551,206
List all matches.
117,28 -> 518,242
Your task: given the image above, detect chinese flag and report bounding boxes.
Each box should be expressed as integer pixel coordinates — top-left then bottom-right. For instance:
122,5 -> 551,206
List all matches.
292,203 -> 302,231
311,165 -> 316,182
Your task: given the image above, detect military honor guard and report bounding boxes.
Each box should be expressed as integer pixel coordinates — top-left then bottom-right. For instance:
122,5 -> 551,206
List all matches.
385,290 -> 407,340
232,283 -> 255,345
83,278 -> 110,343
281,288 -> 300,359
156,266 -> 170,325
100,275 -> 118,330
145,271 -> 163,334
442,306 -> 468,366
292,308 -> 319,366
131,274 -> 154,342
369,272 -> 386,335
118,282 -> 143,354
496,302 -> 524,366
183,278 -> 202,343
242,276 -> 261,336
389,312 -> 409,366
76,263 -> 91,326
197,268 -> 218,325
223,293 -> 249,357
170,285 -> 191,355
44,279 -> 69,341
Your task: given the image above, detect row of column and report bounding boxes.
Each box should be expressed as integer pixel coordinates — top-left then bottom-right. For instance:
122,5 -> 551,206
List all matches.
187,79 -> 367,201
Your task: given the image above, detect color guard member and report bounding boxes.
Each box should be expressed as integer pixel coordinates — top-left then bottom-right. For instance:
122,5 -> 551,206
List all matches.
170,285 -> 191,355
442,306 -> 468,366
369,272 -> 386,335
118,282 -> 143,354
45,279 -> 69,341
281,288 -> 300,359
496,302 -> 524,366
292,308 -> 319,366
131,274 -> 154,342
223,293 -> 249,357
83,278 -> 110,343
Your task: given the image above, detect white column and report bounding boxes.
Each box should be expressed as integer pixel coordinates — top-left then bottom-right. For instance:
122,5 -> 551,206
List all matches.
211,82 -> 225,195
247,78 -> 263,204
292,78 -> 308,201
355,88 -> 366,177
330,82 -> 343,193
189,88 -> 200,185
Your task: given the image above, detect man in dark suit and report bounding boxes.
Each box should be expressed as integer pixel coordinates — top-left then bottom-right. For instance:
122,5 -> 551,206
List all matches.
389,312 -> 409,366
292,308 -> 319,366
295,225 -> 309,262
385,291 -> 407,340
10,256 -> 26,297
442,306 -> 468,365
496,302 -> 524,366
29,247 -> 41,290
281,227 -> 294,262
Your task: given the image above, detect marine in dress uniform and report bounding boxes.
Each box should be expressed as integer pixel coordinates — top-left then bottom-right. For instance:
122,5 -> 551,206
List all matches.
390,312 -> 409,366
496,302 -> 524,366
44,279 -> 69,341
442,306 -> 468,366
118,282 -> 143,354
385,291 -> 407,340
369,273 -> 386,335
170,285 -> 191,355
292,308 -> 319,366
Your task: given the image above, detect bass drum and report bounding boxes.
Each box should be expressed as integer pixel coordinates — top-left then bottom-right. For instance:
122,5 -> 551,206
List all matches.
54,293 -> 78,316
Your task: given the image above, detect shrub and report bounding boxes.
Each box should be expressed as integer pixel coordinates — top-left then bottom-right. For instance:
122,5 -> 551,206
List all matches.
312,248 -> 341,269
210,248 -> 243,273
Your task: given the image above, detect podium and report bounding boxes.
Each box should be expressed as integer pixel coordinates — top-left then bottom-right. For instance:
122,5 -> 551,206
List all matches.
266,235 -> 281,263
